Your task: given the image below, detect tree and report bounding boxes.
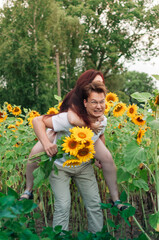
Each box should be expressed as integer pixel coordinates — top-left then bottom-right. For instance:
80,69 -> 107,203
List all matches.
120,71 -> 156,104
0,0 -> 83,112
55,0 -> 159,80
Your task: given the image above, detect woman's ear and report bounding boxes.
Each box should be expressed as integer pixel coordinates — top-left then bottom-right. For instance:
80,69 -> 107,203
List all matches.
83,99 -> 87,108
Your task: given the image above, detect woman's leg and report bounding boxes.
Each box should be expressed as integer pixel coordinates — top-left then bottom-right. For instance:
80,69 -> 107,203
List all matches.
21,130 -> 56,199
94,138 -> 119,203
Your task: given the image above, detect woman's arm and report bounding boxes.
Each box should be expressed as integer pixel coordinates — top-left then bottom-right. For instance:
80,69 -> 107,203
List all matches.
67,109 -> 86,126
68,109 -> 104,134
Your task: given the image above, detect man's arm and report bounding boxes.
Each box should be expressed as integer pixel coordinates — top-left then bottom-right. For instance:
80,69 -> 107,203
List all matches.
32,115 -> 57,157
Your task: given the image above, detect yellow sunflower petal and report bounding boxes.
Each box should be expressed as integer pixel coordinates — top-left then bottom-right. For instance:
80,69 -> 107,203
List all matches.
0,111 -> 7,122
7,104 -> 12,112
47,107 -> 59,115
104,101 -> 111,115
16,118 -> 23,126
63,159 -> 82,168
137,128 -> 146,144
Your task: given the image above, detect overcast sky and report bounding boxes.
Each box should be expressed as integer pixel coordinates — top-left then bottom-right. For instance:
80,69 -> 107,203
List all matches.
0,0 -> 158,88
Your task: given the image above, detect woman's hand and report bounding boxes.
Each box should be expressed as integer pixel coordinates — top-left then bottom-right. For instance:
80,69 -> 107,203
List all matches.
95,160 -> 102,169
90,115 -> 104,134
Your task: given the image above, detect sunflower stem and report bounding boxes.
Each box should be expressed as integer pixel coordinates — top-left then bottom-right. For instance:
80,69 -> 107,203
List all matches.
132,216 -> 152,240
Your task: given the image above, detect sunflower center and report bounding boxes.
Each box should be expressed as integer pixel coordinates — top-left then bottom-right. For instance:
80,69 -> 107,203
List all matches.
115,105 -> 122,112
68,140 -> 77,149
108,97 -> 115,102
0,112 -> 3,118
129,108 -> 134,113
137,117 -> 144,122
78,148 -> 89,156
78,132 -> 86,139
85,141 -> 90,147
14,107 -> 19,112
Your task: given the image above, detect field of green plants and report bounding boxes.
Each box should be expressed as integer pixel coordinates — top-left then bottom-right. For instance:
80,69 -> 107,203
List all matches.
0,91 -> 159,240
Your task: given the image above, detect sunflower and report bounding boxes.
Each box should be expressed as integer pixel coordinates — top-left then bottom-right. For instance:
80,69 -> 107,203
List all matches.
113,103 -> 127,117
137,128 -> 146,144
8,124 -> 16,129
132,115 -> 146,126
8,124 -> 17,132
62,136 -> 80,156
7,104 -> 12,112
16,118 -> 23,126
47,107 -> 59,115
63,159 -> 82,168
12,106 -> 21,116
77,146 -> 95,162
29,110 -> 40,118
70,126 -> 94,143
105,92 -> 119,106
127,104 -> 138,118
104,102 -> 111,115
0,111 -> 7,123
27,117 -> 34,128
155,95 -> 159,106
83,139 -> 94,148
57,101 -> 63,110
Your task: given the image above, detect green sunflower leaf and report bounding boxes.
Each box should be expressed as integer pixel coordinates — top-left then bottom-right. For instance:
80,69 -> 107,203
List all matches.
123,141 -> 146,171
149,120 -> 159,130
132,179 -> 149,191
149,212 -> 159,230
131,92 -> 152,102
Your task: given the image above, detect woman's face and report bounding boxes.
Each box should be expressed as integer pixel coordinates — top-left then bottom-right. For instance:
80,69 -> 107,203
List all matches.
92,75 -> 103,83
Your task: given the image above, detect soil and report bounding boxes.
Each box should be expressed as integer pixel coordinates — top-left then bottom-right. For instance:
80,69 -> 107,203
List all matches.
33,187 -> 158,240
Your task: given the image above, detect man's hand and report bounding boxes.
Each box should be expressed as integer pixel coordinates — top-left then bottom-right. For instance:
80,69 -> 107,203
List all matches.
44,142 -> 58,157
95,160 -> 102,169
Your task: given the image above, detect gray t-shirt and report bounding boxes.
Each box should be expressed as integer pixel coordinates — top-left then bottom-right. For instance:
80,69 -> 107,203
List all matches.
52,112 -> 107,166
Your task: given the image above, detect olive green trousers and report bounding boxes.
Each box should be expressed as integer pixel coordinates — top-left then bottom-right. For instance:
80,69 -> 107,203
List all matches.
49,162 -> 103,233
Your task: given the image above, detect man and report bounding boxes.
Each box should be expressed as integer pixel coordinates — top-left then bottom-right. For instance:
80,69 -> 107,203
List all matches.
32,82 -> 107,233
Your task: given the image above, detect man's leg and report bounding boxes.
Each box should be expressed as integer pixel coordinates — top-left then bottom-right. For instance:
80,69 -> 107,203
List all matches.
21,130 -> 56,199
74,163 -> 103,233
49,165 -> 71,231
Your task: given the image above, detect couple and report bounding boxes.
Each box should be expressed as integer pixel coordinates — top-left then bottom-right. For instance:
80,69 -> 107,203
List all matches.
21,69 -> 125,233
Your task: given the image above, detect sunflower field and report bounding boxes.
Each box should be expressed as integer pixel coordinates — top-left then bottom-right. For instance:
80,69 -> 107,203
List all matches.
0,90 -> 159,239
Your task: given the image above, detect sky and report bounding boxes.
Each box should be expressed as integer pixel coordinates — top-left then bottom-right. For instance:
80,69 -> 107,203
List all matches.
0,0 -> 159,88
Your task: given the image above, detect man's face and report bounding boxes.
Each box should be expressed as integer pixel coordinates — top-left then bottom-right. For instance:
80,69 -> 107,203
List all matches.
84,92 -> 105,119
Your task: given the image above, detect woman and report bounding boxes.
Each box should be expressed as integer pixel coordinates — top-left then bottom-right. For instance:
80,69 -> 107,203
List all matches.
20,69 -> 125,210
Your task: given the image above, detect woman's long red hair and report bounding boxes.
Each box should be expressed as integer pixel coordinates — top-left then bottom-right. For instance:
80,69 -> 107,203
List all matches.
59,69 -> 104,125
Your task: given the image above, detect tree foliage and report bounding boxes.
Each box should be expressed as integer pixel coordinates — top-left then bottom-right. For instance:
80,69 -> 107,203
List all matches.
56,0 -> 159,78
120,71 -> 156,104
0,0 -> 159,111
